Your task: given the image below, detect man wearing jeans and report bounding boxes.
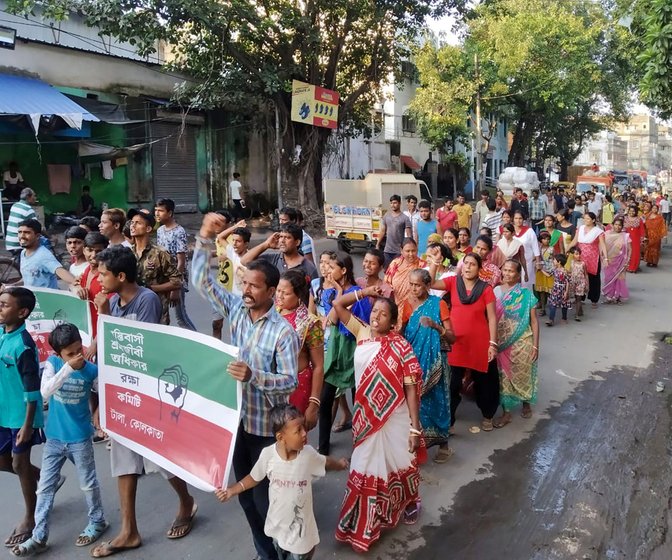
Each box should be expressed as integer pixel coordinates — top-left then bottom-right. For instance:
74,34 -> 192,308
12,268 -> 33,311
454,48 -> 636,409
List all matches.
192,212 -> 299,560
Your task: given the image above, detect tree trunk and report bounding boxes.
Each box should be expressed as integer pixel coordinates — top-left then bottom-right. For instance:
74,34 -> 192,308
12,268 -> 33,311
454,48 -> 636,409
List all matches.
559,158 -> 569,181
278,115 -> 328,232
508,114 -> 536,167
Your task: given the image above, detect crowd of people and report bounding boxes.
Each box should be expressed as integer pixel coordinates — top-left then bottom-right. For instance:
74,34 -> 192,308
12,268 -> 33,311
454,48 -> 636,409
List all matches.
0,184 -> 668,559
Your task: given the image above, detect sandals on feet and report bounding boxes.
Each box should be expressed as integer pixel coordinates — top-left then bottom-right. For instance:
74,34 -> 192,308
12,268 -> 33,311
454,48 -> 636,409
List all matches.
5,530 -> 32,548
521,408 -> 533,419
331,421 -> 352,433
166,503 -> 198,539
433,447 -> 454,464
481,419 -> 494,432
492,415 -> 512,429
10,537 -> 47,557
403,499 -> 421,525
76,521 -> 109,547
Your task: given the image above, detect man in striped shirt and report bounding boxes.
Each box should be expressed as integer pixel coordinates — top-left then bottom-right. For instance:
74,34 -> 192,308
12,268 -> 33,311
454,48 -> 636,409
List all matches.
5,188 -> 37,253
192,212 -> 299,560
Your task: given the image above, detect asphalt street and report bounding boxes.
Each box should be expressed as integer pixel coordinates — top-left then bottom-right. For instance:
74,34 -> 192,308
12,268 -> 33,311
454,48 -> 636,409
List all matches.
2,236 -> 672,559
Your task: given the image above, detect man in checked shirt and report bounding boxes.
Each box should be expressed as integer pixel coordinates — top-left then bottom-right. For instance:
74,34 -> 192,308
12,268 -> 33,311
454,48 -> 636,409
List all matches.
192,213 -> 299,560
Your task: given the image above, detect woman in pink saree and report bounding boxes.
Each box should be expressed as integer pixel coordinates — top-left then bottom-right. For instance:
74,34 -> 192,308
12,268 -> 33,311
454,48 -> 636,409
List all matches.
602,218 -> 631,304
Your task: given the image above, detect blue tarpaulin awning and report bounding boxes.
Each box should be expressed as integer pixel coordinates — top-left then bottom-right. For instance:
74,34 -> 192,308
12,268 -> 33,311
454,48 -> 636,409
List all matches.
0,73 -> 99,133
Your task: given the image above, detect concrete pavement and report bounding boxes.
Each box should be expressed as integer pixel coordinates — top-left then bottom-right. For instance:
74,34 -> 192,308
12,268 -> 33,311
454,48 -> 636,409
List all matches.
2,237 -> 671,559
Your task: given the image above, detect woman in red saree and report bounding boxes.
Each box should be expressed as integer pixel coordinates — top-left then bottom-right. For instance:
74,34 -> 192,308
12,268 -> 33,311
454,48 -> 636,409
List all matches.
623,205 -> 646,273
644,204 -> 667,267
332,288 -> 422,552
276,270 -> 324,429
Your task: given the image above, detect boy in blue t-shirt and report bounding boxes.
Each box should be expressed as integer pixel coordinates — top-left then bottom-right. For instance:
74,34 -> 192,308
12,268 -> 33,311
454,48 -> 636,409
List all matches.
0,287 -> 45,549
11,323 -> 108,556
416,200 -> 438,255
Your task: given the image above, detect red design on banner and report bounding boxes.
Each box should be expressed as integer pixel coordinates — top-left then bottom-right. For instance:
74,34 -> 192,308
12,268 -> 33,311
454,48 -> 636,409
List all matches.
33,332 -> 52,364
105,383 -> 233,488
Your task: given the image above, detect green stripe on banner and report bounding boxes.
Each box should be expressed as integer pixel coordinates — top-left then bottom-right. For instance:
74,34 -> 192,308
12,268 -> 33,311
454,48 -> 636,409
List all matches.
28,288 -> 91,334
102,321 -> 238,409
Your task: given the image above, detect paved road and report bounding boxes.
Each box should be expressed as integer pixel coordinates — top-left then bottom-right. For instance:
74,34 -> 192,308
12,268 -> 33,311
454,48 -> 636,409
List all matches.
2,238 -> 672,559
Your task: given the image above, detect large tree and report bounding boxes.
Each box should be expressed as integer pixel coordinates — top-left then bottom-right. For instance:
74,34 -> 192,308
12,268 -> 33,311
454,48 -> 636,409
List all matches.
631,0 -> 672,119
410,40 -> 508,192
470,0 -> 634,170
9,0 -> 466,215
408,0 -> 635,184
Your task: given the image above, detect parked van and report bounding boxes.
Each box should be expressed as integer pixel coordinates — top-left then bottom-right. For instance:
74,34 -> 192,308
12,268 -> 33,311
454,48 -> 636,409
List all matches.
575,175 -> 612,195
323,173 -> 431,252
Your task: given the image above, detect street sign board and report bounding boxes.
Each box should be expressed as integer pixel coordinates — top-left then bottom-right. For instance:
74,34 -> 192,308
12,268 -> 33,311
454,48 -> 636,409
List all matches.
291,80 -> 339,129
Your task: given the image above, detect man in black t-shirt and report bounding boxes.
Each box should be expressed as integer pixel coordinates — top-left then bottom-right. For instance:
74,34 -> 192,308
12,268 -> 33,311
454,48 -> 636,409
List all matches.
79,185 -> 94,217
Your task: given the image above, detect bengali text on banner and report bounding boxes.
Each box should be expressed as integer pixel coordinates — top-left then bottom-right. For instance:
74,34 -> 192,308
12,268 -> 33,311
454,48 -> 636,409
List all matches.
98,315 -> 242,492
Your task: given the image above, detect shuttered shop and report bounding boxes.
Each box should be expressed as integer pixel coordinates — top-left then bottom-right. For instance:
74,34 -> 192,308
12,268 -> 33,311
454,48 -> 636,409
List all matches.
151,122 -> 198,212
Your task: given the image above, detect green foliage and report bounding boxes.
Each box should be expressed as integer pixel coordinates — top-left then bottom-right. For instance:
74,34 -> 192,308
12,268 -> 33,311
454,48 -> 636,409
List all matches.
469,0 -> 635,166
7,0 -> 469,208
634,0 -> 672,119
443,151 -> 470,171
410,43 -> 472,152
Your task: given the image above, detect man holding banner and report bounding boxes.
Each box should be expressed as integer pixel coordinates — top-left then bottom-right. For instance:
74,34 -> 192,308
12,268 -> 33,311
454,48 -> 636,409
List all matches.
90,246 -> 197,558
192,213 -> 299,560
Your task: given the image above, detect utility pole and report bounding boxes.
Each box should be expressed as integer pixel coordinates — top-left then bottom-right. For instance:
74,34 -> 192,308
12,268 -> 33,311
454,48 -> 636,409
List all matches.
275,102 -> 283,210
474,53 -> 483,198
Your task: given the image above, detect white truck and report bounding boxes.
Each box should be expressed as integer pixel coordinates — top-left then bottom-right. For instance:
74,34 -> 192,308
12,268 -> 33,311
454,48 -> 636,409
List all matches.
323,173 -> 431,252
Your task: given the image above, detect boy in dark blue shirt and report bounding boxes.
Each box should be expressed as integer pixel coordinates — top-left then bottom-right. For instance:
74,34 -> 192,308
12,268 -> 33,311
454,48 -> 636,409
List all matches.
11,323 -> 108,556
0,287 -> 44,548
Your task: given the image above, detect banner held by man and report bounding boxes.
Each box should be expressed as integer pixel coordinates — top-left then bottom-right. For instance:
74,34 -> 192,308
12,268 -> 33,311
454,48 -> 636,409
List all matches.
98,315 -> 242,492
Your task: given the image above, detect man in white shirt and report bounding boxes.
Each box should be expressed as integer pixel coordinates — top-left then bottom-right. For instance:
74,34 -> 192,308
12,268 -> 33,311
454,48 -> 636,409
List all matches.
403,195 -> 420,240
230,172 -> 244,219
3,161 -> 25,201
659,194 -> 670,227
587,191 -> 602,221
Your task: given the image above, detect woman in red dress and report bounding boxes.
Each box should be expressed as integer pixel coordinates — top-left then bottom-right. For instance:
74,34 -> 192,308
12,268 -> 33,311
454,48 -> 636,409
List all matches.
429,252 -> 499,431
623,205 -> 646,273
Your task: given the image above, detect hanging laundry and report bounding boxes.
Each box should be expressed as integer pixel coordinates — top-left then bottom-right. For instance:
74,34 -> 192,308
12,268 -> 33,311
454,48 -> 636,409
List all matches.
47,164 -> 71,194
101,160 -> 113,180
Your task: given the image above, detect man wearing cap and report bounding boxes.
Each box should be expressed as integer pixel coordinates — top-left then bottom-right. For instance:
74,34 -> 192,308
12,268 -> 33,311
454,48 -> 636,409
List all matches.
5,188 -> 38,254
128,208 -> 182,325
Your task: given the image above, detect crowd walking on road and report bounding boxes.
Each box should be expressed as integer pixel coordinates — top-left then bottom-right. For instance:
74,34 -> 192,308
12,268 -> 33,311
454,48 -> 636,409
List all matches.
0,186 -> 668,558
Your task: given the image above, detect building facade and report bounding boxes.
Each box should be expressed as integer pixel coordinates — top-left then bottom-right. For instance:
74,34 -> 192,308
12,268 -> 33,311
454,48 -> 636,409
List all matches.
0,3 -> 217,213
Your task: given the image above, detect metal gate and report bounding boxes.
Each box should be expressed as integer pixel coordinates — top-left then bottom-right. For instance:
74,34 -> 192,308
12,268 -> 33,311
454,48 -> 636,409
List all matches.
150,121 -> 198,212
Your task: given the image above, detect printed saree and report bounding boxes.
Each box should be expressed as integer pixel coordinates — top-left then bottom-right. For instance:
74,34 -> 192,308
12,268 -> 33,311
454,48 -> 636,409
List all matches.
336,331 -> 421,552
602,232 -> 630,302
403,296 -> 450,448
495,285 -> 538,411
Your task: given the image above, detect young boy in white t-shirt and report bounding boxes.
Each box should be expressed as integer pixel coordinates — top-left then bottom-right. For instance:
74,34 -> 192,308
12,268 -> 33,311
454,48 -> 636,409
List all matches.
216,404 -> 348,559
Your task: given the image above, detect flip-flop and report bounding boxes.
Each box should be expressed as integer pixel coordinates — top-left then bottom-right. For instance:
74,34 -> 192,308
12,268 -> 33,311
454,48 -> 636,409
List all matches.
493,415 -> 512,429
5,530 -> 32,548
90,541 -> 141,558
433,447 -> 454,464
10,537 -> 48,557
166,502 -> 198,539
521,408 -> 533,419
403,499 -> 422,525
481,419 -> 494,432
331,421 -> 352,433
76,522 -> 109,547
